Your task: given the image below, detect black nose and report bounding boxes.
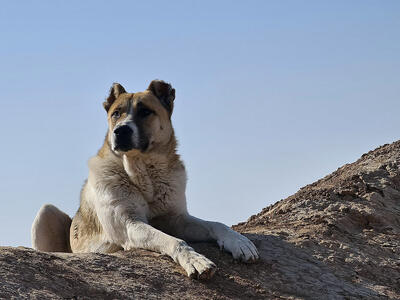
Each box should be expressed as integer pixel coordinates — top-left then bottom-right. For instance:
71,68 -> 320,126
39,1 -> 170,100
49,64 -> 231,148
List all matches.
114,125 -> 133,137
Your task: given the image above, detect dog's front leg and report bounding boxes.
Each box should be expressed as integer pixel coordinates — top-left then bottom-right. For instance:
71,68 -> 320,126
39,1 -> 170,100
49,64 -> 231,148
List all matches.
96,197 -> 216,279
154,214 -> 259,262
123,221 -> 216,278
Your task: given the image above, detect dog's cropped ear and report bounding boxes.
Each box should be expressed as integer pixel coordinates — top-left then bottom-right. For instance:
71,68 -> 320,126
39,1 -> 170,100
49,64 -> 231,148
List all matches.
147,80 -> 175,115
103,83 -> 126,112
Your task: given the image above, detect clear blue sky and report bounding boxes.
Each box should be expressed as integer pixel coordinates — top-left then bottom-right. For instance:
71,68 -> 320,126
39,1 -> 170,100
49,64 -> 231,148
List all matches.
1,1 -> 399,247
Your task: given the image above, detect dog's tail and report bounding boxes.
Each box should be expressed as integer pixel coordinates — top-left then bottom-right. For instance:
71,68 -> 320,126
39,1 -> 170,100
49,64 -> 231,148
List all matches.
31,204 -> 72,253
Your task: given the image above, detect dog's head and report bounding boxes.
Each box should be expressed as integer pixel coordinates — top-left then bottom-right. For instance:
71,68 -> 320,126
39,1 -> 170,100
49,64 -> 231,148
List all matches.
103,80 -> 175,154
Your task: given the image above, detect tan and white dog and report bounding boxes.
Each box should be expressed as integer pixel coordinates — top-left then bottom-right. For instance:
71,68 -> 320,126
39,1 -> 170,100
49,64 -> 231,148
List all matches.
31,80 -> 259,279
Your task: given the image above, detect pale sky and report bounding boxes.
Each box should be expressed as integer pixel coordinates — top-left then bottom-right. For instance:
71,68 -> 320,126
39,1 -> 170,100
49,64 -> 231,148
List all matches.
1,1 -> 399,247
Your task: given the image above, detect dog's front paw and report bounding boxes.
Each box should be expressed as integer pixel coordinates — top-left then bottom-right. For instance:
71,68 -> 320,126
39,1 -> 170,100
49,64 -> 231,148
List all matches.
173,241 -> 217,279
217,231 -> 259,263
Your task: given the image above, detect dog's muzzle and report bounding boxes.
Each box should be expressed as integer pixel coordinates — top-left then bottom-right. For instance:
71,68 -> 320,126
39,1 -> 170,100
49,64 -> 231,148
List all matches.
113,125 -> 134,152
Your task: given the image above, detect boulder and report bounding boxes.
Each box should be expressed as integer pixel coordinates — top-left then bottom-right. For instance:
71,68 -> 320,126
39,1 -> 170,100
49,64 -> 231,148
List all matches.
1,141 -> 400,299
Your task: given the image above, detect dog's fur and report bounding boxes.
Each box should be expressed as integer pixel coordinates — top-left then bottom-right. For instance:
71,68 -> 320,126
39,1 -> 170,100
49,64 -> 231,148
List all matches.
31,80 -> 259,279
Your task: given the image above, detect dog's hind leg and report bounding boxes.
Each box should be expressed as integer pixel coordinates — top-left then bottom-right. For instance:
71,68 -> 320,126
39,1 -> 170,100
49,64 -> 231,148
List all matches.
31,204 -> 72,252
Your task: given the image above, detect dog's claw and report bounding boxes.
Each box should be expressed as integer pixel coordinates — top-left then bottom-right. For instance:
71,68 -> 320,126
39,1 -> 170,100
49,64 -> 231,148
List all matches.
198,265 -> 217,280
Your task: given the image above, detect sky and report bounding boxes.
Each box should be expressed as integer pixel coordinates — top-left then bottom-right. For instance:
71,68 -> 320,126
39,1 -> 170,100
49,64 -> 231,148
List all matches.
0,1 -> 399,247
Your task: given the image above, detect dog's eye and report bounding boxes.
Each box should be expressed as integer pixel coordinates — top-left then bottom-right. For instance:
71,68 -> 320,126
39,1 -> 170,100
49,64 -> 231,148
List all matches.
138,108 -> 153,118
112,110 -> 120,119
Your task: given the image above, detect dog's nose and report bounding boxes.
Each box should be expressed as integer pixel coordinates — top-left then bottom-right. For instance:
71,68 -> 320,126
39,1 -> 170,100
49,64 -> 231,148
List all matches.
114,125 -> 133,137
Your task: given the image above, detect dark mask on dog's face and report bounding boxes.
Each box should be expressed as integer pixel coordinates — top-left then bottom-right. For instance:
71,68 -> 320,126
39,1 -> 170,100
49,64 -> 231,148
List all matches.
103,80 -> 175,154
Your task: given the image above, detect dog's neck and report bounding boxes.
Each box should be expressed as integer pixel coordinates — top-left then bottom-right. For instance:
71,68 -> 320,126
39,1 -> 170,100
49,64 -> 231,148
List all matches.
98,131 -> 181,169
106,132 -> 183,201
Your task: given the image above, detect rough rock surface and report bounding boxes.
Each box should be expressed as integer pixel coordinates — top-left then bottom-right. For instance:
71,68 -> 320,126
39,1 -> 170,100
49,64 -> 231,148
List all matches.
1,141 -> 400,299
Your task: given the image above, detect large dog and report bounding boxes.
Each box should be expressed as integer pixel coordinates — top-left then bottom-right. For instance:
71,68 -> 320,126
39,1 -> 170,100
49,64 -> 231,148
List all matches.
31,80 -> 259,279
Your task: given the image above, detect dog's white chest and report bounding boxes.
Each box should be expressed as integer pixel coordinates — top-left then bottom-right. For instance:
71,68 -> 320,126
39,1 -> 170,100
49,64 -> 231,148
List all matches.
123,155 -> 187,219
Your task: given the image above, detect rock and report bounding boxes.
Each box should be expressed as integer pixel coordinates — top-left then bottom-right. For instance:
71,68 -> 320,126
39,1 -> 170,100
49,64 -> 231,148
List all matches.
1,141 -> 400,299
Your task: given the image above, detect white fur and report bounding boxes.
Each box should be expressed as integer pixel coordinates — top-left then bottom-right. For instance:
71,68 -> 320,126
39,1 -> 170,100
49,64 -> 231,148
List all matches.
85,154 -> 218,278
82,153 -> 259,278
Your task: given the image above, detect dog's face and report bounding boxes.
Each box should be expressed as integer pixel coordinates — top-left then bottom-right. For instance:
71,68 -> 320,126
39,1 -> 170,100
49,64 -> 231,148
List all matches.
103,80 -> 175,154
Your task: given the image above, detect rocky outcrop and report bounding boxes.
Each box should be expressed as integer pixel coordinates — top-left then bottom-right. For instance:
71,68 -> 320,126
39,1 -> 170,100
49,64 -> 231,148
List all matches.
1,141 -> 400,299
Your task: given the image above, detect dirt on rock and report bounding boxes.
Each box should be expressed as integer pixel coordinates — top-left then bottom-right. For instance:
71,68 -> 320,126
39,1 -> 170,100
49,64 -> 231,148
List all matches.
1,141 -> 400,299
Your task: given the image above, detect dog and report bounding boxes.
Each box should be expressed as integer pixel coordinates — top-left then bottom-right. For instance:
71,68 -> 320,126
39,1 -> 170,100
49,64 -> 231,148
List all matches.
31,80 -> 259,279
